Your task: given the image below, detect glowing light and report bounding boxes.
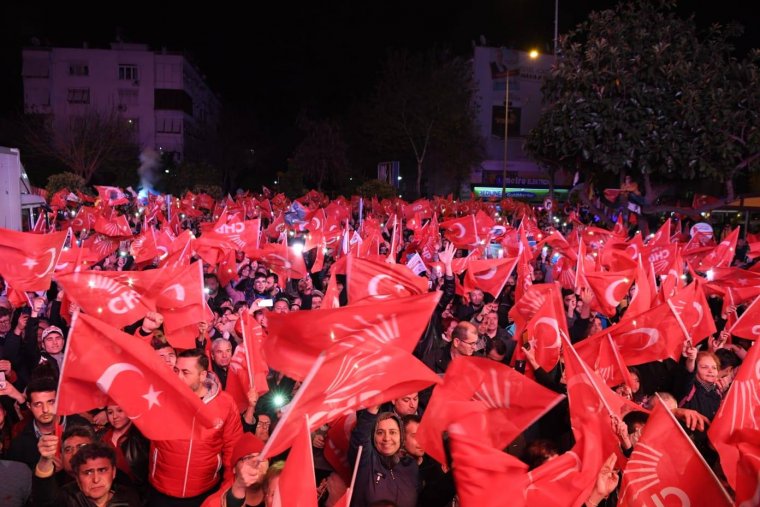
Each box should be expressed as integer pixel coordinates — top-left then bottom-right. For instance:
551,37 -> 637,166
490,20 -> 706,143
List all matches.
706,269 -> 715,281
291,242 -> 304,255
88,280 -> 95,288
272,393 -> 287,408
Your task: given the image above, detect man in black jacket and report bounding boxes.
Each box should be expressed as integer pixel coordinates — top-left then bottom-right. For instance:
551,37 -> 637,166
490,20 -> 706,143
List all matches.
32,441 -> 140,507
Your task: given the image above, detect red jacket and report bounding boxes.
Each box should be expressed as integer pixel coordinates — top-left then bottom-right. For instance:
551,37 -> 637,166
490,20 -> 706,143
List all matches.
149,374 -> 243,498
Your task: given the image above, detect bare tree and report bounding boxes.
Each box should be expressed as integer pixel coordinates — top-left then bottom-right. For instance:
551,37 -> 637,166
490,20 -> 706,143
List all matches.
25,107 -> 139,183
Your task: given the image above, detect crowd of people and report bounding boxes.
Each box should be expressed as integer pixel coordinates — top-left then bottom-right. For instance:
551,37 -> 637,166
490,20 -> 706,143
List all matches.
0,185 -> 759,507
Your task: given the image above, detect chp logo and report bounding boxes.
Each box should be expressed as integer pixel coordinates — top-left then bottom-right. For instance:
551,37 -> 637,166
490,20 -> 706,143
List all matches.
648,245 -> 672,274
85,274 -> 142,315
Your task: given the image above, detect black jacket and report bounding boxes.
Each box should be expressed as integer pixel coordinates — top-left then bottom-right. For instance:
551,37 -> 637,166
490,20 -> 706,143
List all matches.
32,473 -> 140,507
349,410 -> 419,507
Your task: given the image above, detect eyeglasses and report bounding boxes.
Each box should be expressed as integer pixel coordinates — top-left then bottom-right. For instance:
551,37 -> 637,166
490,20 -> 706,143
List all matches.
459,339 -> 479,347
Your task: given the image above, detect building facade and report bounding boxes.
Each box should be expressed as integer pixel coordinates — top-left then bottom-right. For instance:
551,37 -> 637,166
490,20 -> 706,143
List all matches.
22,42 -> 220,163
471,46 -> 571,200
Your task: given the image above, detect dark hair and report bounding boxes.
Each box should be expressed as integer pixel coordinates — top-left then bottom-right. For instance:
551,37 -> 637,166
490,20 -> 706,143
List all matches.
177,348 -> 210,371
70,442 -> 116,474
0,307 -> 11,319
253,272 -> 267,281
715,348 -> 742,370
62,424 -> 95,444
203,273 -> 219,283
233,301 -> 248,313
151,336 -> 172,350
267,273 -> 279,283
622,410 -> 649,434
26,376 -> 58,398
486,337 -> 507,356
561,288 -> 575,298
523,438 -> 559,470
401,414 -> 422,428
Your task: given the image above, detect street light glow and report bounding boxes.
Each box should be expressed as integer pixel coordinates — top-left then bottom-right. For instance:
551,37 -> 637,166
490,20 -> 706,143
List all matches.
529,49 -> 539,59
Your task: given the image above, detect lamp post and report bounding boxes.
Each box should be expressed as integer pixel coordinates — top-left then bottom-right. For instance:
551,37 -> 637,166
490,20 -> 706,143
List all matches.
501,50 -> 539,200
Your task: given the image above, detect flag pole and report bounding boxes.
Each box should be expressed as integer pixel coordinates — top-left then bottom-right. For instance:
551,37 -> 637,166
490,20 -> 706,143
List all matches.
258,352 -> 327,460
344,444 -> 363,506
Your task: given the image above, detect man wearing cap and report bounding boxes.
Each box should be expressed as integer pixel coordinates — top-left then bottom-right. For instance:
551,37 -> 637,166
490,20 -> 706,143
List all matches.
200,434 -> 269,507
37,326 -> 66,378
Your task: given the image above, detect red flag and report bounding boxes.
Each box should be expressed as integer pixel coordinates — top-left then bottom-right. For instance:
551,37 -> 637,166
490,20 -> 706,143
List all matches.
246,242 -> 307,281
260,341 -> 441,458
696,227 -> 739,271
731,429 -> 760,506
594,302 -> 688,365
93,213 -> 133,238
226,312 -> 270,412
462,256 -> 519,298
619,396 -> 732,507
0,228 -> 67,291
667,281 -> 717,344
729,294 -> 760,340
575,334 -> 635,389
55,262 -> 207,348
708,340 -> 760,489
94,185 -> 129,206
416,356 -> 564,466
264,291 -> 440,380
692,193 -> 720,209
272,416 -> 318,507
56,313 -> 212,440
585,269 -> 635,316
449,433 -> 529,507
440,214 -> 480,247
323,413 -> 357,484
621,260 -> 652,322
346,256 -> 428,304
129,226 -> 161,265
525,287 -> 570,371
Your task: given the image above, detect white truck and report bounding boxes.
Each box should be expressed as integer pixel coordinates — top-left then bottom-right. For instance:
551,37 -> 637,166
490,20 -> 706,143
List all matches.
0,146 -> 47,231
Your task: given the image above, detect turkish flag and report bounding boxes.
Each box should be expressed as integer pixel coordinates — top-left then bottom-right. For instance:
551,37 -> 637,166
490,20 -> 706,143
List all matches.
729,294 -> 760,340
157,229 -> 194,269
621,260 -> 652,322
346,256 -> 428,304
55,262 -> 207,348
585,269 -> 635,316
538,229 -> 575,261
56,313 -> 212,440
272,416 -> 318,507
525,288 -> 570,371
449,433 -> 529,507
667,280 -> 717,344
416,356 -> 564,466
226,312 -> 270,411
575,333 -> 635,389
708,340 -> 760,489
619,396 -> 732,507
697,226 -> 739,271
323,413 -> 357,484
260,340 -> 441,458
440,214 -> 479,247
264,291 -> 440,380
595,302 -> 688,365
0,228 -> 68,291
462,256 -> 519,298
69,206 -> 98,233
705,267 -> 760,304
660,246 -> 684,299
403,198 -> 433,220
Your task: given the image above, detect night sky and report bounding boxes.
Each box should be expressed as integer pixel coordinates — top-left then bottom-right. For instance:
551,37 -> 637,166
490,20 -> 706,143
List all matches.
2,1 -> 758,169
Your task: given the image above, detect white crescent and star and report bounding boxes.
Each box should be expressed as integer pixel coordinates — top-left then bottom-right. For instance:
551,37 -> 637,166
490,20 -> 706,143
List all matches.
475,267 -> 498,280
451,223 -> 466,239
534,317 -> 561,349
368,274 -> 392,298
604,279 -> 629,308
622,328 -> 660,350
95,363 -> 162,411
24,248 -> 58,278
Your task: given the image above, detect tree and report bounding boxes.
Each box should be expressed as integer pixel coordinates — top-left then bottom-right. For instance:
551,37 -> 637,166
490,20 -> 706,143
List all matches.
365,49 -> 483,198
45,172 -> 87,197
526,0 -> 760,205
291,115 -> 350,192
24,107 -> 140,183
356,179 -> 398,200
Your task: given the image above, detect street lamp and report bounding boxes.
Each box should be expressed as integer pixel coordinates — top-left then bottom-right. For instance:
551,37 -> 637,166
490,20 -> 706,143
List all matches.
501,49 -> 539,200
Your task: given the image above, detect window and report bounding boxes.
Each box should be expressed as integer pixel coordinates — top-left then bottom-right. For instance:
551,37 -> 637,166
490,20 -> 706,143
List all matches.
118,89 -> 139,107
67,88 -> 90,104
119,64 -> 138,81
69,62 -> 89,76
156,117 -> 182,134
